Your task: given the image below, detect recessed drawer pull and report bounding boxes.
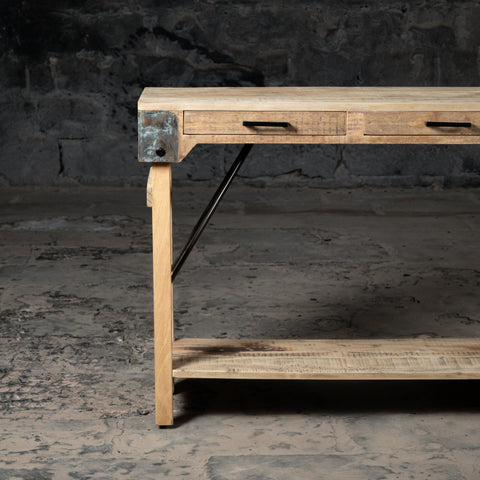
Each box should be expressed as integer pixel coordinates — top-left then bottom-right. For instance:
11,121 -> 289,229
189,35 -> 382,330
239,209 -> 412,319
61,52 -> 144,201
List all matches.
426,121 -> 472,128
243,121 -> 291,128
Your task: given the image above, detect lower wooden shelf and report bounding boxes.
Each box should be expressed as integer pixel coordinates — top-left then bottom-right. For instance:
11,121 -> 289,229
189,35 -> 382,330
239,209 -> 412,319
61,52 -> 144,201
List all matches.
172,338 -> 480,380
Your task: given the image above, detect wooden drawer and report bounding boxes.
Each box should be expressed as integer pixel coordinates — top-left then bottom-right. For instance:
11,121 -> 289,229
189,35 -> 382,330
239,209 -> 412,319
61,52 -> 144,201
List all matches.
365,112 -> 480,135
184,111 -> 346,135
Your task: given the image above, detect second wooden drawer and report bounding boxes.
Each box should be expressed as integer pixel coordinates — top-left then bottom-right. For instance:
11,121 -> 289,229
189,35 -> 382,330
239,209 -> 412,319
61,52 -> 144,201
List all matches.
365,112 -> 480,135
184,111 -> 346,136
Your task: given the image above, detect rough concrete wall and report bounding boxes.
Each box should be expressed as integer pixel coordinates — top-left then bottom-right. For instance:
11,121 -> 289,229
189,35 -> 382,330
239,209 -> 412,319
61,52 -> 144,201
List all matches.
1,0 -> 480,186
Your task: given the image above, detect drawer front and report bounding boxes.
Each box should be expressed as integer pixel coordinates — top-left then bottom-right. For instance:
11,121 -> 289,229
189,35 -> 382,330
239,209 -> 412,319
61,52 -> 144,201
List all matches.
365,112 -> 480,135
184,111 -> 346,135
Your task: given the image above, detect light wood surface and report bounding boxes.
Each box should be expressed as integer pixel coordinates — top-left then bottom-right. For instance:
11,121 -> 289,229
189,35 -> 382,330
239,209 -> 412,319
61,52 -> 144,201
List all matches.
365,112 -> 480,135
142,87 -> 480,424
173,338 -> 480,380
139,87 -> 480,112
146,168 -> 153,207
138,87 -> 480,163
178,133 -> 480,148
184,111 -> 346,135
151,164 -> 174,425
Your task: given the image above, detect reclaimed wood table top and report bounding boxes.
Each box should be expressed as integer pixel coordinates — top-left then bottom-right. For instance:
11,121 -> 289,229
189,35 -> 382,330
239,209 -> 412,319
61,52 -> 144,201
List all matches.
138,86 -> 480,112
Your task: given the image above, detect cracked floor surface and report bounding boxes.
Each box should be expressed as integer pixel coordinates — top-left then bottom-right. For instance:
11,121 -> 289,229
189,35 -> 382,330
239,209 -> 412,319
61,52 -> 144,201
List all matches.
1,184 -> 480,479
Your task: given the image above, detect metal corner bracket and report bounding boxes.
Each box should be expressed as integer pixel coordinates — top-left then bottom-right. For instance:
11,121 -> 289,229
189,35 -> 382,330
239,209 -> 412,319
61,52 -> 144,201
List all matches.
138,111 -> 179,163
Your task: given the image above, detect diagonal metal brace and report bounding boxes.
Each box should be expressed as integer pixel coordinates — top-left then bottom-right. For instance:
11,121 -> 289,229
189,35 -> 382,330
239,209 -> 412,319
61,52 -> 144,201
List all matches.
171,144 -> 253,281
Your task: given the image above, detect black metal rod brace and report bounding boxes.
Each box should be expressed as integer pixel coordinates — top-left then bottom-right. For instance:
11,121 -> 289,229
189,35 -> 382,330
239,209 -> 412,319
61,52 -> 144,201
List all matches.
171,144 -> 254,281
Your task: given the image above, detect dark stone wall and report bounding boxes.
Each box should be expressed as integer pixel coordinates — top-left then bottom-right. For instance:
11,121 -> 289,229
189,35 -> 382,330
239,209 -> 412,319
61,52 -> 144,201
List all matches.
1,1 -> 480,186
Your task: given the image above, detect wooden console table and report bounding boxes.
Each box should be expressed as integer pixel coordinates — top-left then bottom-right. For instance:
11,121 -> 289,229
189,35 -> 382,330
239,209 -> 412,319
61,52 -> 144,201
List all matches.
138,87 -> 480,426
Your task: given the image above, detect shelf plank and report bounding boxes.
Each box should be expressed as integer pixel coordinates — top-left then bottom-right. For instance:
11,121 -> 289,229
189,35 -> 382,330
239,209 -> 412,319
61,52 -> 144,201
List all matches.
172,338 -> 480,380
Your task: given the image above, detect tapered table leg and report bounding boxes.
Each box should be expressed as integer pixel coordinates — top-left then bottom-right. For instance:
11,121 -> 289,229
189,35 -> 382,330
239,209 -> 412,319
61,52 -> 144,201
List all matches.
150,164 -> 174,426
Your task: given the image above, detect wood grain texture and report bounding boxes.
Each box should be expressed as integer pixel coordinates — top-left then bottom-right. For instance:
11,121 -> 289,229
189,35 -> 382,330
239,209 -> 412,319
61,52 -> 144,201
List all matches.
346,111 -> 365,141
172,338 -> 480,380
184,111 -> 346,135
365,112 -> 480,135
144,88 -> 480,424
146,168 -> 152,207
151,164 -> 174,425
180,133 -> 480,146
138,88 -> 480,163
139,87 -> 480,112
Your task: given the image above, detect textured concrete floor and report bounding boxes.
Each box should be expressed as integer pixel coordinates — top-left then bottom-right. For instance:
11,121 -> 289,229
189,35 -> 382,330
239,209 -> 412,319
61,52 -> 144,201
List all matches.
1,184 -> 480,479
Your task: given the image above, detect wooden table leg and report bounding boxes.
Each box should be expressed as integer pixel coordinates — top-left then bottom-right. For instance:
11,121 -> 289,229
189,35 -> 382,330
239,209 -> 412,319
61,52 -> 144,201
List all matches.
150,164 -> 174,426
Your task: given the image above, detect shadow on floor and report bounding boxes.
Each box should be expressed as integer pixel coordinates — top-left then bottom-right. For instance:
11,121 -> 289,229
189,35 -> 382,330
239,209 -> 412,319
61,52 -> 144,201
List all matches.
172,378 -> 480,426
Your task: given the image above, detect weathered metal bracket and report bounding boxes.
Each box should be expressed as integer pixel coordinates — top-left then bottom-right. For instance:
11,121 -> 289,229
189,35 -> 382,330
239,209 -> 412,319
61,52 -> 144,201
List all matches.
138,111 -> 179,163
